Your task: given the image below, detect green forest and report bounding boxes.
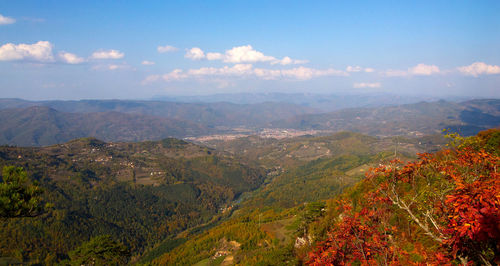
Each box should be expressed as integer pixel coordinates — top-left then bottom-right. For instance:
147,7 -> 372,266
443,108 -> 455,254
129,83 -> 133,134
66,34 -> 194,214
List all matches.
0,138 -> 264,264
1,130 -> 498,265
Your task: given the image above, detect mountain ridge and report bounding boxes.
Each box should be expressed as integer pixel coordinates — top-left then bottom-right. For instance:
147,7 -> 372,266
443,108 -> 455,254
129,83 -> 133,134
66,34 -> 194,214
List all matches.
271,99 -> 500,136
0,106 -> 210,146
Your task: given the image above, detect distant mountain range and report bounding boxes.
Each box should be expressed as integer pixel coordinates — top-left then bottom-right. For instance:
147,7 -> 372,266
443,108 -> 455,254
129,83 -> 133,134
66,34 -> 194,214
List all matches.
0,98 -> 498,146
271,99 -> 500,137
153,92 -> 465,112
0,106 -> 209,146
0,98 -> 316,127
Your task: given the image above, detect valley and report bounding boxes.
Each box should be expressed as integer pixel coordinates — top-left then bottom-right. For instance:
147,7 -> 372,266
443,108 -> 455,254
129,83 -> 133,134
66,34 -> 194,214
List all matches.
2,2 -> 499,264
1,98 -> 498,147
0,96 -> 498,265
0,129 -> 449,264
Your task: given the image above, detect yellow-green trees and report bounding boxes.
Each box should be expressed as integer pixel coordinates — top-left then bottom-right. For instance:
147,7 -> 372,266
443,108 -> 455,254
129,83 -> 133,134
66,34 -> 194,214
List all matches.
0,166 -> 43,218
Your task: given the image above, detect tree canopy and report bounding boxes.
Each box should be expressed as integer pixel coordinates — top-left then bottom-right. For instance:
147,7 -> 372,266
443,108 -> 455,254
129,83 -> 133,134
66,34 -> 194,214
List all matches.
67,235 -> 129,265
0,166 -> 43,218
307,130 -> 500,265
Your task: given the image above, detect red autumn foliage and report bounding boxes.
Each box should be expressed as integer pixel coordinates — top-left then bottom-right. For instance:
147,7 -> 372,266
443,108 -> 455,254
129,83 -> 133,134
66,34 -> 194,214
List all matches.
307,132 -> 499,265
307,202 -> 398,265
441,151 -> 500,260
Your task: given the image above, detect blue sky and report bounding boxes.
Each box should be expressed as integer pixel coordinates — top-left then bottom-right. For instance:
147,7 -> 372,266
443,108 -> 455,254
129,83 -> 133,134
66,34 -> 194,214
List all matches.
0,0 -> 499,100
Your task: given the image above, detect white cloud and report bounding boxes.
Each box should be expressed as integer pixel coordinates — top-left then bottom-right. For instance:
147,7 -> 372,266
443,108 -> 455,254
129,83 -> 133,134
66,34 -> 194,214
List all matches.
90,49 -> 124,59
384,69 -> 409,77
185,47 -> 205,60
108,64 -> 127,70
162,69 -> 188,81
92,63 -> 132,71
58,51 -> 85,64
189,64 -> 254,77
275,56 -> 293,65
346,66 -> 375,73
271,56 -> 309,65
188,45 -> 307,65
253,68 -> 282,80
222,45 -> 275,63
158,64 -> 254,81
353,82 -> 381,88
222,45 -> 307,65
144,65 -> 347,83
385,63 -> 440,77
0,41 -> 86,64
0,41 -> 54,62
142,74 -> 161,84
409,63 -> 440,75
157,45 -> 178,53
457,62 -> 500,77
141,60 -> 155,65
346,66 -> 362,72
278,67 -> 347,80
206,52 -> 224,60
0,14 -> 15,25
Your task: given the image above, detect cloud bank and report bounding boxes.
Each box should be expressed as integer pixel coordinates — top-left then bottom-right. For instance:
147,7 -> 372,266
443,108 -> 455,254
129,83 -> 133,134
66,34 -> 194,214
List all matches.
90,49 -> 124,59
157,45 -> 178,53
385,63 -> 440,77
58,51 -> 85,64
0,14 -> 15,25
144,64 -> 347,83
185,45 -> 307,65
92,63 -> 132,71
346,66 -> 375,73
185,47 -> 205,60
141,60 -> 155,65
458,62 -> 500,77
0,41 -> 54,62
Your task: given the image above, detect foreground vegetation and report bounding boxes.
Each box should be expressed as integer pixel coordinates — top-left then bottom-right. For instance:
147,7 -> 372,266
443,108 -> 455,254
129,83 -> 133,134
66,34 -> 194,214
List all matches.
151,130 -> 499,265
148,133 -> 443,265
307,129 -> 499,265
1,129 -> 497,265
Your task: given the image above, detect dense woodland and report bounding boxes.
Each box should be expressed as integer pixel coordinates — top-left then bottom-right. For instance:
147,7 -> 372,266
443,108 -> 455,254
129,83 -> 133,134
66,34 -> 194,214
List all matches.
0,129 -> 498,265
0,138 -> 264,264
151,129 -> 499,265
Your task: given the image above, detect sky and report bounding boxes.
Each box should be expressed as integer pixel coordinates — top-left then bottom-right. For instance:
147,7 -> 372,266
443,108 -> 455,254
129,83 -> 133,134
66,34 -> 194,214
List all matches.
0,0 -> 499,100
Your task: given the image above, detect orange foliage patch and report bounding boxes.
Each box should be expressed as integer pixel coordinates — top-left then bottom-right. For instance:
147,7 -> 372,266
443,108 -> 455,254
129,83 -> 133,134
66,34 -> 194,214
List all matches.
307,138 -> 499,265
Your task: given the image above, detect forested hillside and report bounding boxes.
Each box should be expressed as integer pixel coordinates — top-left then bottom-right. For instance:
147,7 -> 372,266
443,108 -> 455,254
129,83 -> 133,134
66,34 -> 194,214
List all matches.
0,99 -> 317,146
147,132 -> 445,265
200,132 -> 446,169
0,138 -> 264,264
150,130 -> 499,265
0,106 -> 210,146
0,99 -> 316,128
0,130 -> 497,265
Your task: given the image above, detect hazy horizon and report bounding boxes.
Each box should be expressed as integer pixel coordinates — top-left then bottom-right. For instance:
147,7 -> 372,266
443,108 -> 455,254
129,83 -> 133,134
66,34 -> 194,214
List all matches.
0,91 -> 477,104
